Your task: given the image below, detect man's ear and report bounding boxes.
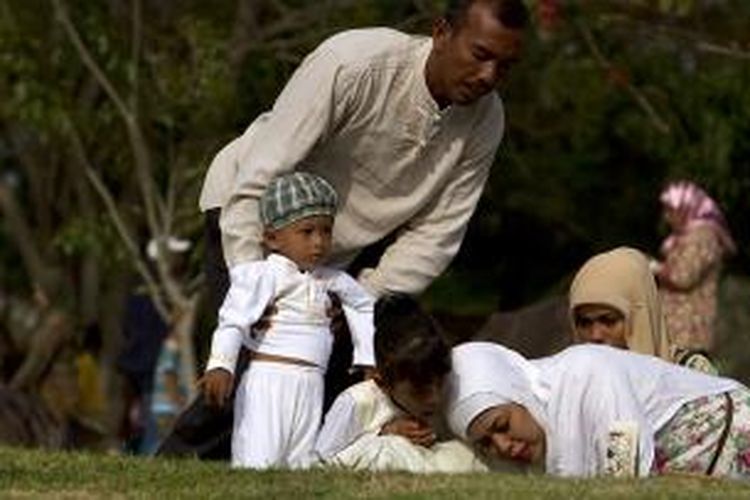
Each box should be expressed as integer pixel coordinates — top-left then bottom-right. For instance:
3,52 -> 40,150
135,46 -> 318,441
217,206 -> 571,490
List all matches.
263,229 -> 278,251
432,17 -> 453,51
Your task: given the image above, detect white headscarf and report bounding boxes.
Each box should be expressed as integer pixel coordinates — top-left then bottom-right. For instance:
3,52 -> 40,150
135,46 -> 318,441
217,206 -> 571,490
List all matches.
446,342 -> 548,440
446,342 -> 740,477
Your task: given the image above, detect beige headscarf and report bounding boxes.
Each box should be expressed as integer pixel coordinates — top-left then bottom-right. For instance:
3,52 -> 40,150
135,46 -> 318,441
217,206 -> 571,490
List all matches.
568,247 -> 671,361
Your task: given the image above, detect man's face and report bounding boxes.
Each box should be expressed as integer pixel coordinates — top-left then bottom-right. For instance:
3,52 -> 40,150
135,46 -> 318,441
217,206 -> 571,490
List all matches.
467,403 -> 546,464
573,303 -> 628,349
263,215 -> 333,271
430,1 -> 524,106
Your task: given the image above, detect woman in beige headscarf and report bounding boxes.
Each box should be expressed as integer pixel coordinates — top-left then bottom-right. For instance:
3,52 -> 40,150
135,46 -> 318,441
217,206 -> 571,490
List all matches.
568,247 -> 716,373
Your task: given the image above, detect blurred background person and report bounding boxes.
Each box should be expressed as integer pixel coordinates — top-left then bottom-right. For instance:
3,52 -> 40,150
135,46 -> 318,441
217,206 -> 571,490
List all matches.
151,331 -> 187,445
651,180 -> 736,358
117,236 -> 190,455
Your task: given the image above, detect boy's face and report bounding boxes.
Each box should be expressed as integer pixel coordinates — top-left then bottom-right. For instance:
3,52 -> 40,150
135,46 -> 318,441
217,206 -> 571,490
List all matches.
384,376 -> 445,422
264,215 -> 333,271
468,403 -> 546,465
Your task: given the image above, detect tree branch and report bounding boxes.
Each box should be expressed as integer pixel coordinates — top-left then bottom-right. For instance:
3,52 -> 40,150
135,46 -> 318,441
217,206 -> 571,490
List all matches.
0,184 -> 51,292
84,165 -> 170,320
576,21 -> 671,135
61,114 -> 170,320
130,0 -> 142,114
52,0 -> 190,307
52,0 -> 164,250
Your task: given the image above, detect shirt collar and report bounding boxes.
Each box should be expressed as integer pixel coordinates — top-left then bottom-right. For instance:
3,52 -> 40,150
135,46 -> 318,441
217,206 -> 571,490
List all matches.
414,38 -> 446,119
267,252 -> 303,273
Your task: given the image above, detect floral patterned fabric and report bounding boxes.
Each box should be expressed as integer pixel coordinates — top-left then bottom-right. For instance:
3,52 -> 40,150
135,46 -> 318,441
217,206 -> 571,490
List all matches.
652,388 -> 750,479
673,348 -> 719,376
659,225 -> 724,351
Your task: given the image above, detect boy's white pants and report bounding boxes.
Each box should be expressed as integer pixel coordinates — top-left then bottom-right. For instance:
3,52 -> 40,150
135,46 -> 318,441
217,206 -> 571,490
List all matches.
232,360 -> 324,469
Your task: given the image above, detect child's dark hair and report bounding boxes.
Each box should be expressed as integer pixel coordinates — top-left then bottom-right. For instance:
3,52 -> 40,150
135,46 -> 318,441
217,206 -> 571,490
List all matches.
374,295 -> 451,388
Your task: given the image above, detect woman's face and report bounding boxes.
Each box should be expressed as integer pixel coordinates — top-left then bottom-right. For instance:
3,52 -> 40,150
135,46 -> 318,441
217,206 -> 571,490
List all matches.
573,303 -> 628,348
467,403 -> 546,465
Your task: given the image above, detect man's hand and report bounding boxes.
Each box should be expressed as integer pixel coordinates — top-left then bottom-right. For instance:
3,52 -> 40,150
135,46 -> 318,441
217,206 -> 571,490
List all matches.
198,368 -> 234,408
380,416 -> 437,448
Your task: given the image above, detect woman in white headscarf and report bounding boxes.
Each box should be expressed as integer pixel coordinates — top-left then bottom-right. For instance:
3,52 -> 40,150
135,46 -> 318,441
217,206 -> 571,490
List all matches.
569,246 -> 716,373
653,180 -> 736,352
446,342 -> 750,479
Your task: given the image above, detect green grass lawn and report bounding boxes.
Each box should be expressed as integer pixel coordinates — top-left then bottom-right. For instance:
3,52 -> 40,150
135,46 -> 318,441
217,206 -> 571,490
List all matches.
1,447 -> 750,499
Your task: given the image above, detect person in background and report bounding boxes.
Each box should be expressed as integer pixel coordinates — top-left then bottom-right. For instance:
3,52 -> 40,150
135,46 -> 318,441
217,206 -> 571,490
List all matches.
201,172 -> 375,469
118,236 -> 191,454
447,342 -> 750,479
71,323 -> 109,449
651,180 -> 736,357
569,246 -> 717,374
117,289 -> 168,454
151,332 -> 187,444
315,295 -> 490,473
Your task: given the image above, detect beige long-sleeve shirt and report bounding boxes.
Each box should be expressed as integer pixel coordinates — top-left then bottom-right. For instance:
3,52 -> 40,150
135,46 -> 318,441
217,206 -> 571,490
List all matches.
199,28 -> 505,297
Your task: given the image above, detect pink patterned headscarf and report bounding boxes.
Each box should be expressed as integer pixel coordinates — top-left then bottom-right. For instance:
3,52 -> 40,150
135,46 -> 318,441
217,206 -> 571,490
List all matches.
660,180 -> 736,255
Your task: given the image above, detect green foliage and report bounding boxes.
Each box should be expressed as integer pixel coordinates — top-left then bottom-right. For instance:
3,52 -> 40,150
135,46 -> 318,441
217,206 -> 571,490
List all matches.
1,0 -> 749,315
439,0 -> 750,309
53,215 -> 128,264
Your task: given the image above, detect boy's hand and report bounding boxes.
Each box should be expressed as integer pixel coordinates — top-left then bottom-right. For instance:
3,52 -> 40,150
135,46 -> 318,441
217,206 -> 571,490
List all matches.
199,368 -> 234,408
380,416 -> 437,448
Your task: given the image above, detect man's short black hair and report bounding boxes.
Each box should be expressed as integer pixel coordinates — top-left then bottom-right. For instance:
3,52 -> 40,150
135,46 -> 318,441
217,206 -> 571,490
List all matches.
444,0 -> 529,30
374,295 -> 451,388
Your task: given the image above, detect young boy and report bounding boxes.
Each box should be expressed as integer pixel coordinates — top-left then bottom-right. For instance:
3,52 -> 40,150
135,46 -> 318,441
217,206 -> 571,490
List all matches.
314,295 -> 489,473
201,172 -> 375,469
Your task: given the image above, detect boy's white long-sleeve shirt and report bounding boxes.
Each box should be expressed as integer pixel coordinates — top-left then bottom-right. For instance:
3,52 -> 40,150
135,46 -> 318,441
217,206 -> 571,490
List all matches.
206,253 -> 375,373
315,380 -> 490,473
315,379 -> 402,461
199,28 -> 505,297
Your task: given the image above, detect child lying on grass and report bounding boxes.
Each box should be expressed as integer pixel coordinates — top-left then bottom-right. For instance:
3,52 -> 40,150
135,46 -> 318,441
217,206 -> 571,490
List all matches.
314,296 -> 496,473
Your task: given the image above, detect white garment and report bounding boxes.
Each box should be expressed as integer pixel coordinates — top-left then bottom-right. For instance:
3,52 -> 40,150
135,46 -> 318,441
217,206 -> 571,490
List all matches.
447,342 -> 741,478
232,361 -> 323,469
315,380 -> 488,473
199,28 -> 504,297
206,253 -> 375,373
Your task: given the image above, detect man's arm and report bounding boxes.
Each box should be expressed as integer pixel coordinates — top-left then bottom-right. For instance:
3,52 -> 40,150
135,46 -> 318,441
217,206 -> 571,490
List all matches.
358,100 -> 505,296
219,45 -> 354,266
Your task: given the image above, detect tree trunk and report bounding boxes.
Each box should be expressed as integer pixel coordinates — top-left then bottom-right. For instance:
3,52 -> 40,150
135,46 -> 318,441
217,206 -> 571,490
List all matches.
173,294 -> 200,400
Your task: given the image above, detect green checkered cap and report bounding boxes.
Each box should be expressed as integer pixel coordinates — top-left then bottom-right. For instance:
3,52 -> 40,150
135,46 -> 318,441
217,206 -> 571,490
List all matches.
260,172 -> 338,230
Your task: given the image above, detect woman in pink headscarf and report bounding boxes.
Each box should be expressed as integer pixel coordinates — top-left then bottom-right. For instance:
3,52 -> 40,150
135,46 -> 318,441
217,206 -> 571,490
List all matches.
652,180 -> 736,354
